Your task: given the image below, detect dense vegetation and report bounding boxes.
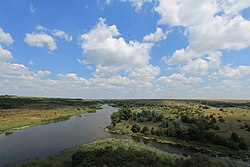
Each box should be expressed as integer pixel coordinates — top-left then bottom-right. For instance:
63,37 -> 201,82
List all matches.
111,108 -> 248,151
13,139 -> 233,167
108,99 -> 250,159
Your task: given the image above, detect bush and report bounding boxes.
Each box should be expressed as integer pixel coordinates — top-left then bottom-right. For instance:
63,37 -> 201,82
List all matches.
239,141 -> 248,150
131,124 -> 141,133
218,117 -> 225,123
213,126 -> 220,130
231,132 -> 240,142
141,126 -> 149,134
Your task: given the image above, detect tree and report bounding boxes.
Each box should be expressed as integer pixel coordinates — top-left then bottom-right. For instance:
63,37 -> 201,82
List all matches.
131,124 -> 141,133
111,112 -> 120,126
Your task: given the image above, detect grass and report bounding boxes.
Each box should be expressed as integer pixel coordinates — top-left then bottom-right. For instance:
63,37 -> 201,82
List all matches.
0,96 -> 101,134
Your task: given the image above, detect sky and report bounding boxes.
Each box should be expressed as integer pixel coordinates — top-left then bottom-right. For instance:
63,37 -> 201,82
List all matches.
0,0 -> 250,99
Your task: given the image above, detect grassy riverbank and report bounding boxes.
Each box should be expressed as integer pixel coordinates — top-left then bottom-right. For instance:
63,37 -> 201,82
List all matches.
107,99 -> 250,160
11,138 -> 234,167
0,96 -> 101,134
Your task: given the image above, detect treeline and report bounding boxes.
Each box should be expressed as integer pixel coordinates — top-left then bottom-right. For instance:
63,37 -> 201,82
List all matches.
188,100 -> 250,108
0,96 -> 100,110
111,108 -> 248,151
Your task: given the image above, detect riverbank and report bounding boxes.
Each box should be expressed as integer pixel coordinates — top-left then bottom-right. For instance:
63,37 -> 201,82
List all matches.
105,125 -> 250,162
0,96 -> 101,134
11,138 -> 234,167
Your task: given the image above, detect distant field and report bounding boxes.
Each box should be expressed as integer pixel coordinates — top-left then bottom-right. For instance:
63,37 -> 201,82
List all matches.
108,99 -> 250,158
0,96 -> 101,134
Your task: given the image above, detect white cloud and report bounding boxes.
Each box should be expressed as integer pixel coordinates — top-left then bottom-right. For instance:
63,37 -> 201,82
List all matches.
36,25 -> 47,31
156,0 -> 250,64
35,70 -> 51,78
0,27 -> 14,45
122,0 -> 154,11
24,33 -> 57,51
159,73 -> 202,87
219,65 -> 250,78
52,29 -> 72,42
0,44 -> 13,61
79,17 -> 160,90
143,28 -> 168,42
80,18 -> 154,67
29,4 -> 36,14
155,0 -> 218,27
218,0 -> 250,15
180,52 -> 221,76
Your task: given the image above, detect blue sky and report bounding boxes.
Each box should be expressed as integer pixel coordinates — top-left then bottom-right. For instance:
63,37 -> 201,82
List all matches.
0,0 -> 250,98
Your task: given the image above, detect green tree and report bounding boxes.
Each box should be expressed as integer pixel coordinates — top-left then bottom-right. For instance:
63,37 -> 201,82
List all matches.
111,112 -> 120,126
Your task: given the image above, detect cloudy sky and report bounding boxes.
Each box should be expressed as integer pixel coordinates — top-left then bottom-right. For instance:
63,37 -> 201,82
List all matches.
0,0 -> 250,99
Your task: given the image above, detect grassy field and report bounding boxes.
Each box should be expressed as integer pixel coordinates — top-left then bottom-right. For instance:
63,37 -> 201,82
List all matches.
0,96 -> 101,134
107,99 -> 250,159
11,138 -> 234,167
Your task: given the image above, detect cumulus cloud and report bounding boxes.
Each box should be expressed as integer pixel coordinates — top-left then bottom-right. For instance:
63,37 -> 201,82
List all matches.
219,65 -> 250,78
159,73 -> 202,87
143,28 -> 168,42
52,29 -> 72,42
180,52 -> 221,76
0,27 -> 14,45
80,18 -> 155,68
24,25 -> 73,51
156,0 -> 250,64
0,44 -> 13,61
24,33 -> 57,51
79,17 -> 160,89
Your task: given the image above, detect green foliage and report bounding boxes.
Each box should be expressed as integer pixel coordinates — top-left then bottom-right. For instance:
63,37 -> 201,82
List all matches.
131,124 -> 141,133
141,126 -> 150,134
182,153 -> 227,167
135,110 -> 164,122
110,108 -> 132,126
111,112 -> 120,126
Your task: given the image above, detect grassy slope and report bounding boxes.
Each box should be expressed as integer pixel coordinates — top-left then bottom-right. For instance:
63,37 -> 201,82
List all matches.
0,96 -> 101,134
107,99 -> 250,159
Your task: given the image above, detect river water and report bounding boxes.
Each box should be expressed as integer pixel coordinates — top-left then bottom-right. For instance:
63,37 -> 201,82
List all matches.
0,105 -> 247,166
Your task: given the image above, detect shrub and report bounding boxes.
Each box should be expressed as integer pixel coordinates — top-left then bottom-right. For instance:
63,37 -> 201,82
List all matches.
213,126 -> 220,130
247,127 -> 250,132
141,126 -> 149,134
131,124 -> 141,133
230,132 -> 240,142
239,141 -> 248,150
